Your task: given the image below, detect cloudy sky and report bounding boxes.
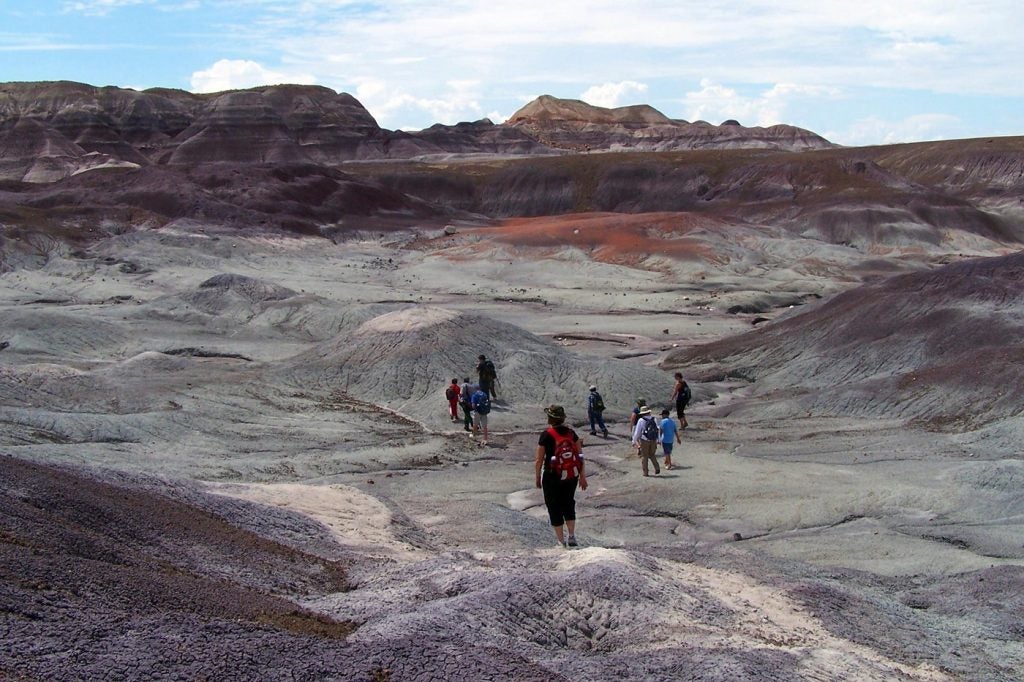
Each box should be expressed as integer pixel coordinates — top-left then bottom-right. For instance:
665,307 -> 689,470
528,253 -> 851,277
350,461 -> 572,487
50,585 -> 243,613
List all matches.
2,0 -> 1022,146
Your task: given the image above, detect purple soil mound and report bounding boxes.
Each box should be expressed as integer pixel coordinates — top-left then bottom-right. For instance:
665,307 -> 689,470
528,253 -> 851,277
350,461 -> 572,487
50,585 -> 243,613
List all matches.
666,250 -> 1024,426
0,456 -> 358,679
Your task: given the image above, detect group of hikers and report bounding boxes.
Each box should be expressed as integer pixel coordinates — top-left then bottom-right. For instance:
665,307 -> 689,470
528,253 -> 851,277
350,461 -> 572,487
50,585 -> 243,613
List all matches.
444,354 -> 499,446
536,372 -> 692,548
445,359 -> 693,548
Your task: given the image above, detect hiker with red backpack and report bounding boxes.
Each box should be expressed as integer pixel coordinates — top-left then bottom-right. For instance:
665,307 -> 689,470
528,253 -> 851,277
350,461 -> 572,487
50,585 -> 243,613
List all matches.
535,404 -> 588,548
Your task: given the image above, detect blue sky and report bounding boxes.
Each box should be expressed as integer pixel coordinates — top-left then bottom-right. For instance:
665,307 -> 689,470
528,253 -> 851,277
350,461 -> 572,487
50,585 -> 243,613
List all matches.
2,0 -> 1022,146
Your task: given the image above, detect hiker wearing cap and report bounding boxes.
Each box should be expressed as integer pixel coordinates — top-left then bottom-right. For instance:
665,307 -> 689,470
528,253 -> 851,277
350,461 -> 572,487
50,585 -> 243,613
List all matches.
659,408 -> 681,470
587,385 -> 608,438
535,405 -> 587,548
631,405 -> 661,476
671,372 -> 691,429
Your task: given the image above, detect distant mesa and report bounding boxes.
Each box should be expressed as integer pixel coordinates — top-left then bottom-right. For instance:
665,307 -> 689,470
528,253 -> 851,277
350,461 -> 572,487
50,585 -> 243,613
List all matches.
506,94 -> 674,126
0,81 -> 834,184
505,94 -> 833,153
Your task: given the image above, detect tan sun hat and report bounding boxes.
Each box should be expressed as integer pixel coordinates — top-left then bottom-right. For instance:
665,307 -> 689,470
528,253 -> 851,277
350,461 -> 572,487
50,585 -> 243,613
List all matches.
545,404 -> 566,420
638,405 -> 652,416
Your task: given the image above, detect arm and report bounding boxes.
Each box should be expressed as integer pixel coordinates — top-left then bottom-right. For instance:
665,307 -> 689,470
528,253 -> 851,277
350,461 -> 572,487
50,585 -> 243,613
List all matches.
578,457 -> 588,490
534,446 -> 545,488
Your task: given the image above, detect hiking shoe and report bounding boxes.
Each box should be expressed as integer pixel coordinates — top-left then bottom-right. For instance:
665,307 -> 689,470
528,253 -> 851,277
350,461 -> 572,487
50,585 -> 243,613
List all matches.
567,535 -> 578,547
557,540 -> 567,549
602,431 -> 609,438
589,431 -> 597,436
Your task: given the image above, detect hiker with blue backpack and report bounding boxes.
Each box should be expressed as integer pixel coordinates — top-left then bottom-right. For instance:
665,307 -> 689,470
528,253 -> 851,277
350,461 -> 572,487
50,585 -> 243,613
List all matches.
587,385 -> 609,438
631,405 -> 661,476
470,384 -> 492,446
535,404 -> 587,548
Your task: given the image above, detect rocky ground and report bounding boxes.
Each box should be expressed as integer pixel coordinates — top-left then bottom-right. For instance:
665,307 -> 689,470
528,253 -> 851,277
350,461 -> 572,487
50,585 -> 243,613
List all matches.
1,221 -> 1023,681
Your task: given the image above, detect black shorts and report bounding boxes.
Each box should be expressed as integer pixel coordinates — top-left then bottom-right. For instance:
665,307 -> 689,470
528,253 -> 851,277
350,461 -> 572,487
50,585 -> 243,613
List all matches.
541,473 -> 578,526
676,400 -> 687,419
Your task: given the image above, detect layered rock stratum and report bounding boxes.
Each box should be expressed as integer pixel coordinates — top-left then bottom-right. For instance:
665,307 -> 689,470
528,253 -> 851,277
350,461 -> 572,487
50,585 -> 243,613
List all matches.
1,81 -> 830,183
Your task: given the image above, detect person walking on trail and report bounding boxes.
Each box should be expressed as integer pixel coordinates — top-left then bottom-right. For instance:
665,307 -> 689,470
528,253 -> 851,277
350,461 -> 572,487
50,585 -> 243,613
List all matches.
477,354 -> 498,400
445,378 -> 461,422
659,408 -> 681,470
672,372 -> 691,429
587,385 -> 609,438
459,377 -> 475,432
470,384 -> 492,446
631,405 -> 661,476
535,404 -> 587,548
630,398 -> 647,429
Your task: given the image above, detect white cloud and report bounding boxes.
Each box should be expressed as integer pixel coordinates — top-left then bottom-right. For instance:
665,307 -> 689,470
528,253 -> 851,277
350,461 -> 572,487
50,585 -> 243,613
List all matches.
62,0 -> 147,16
831,113 -> 963,146
190,59 -> 316,93
683,79 -> 841,127
353,78 -> 486,129
156,0 -> 199,10
580,81 -> 649,109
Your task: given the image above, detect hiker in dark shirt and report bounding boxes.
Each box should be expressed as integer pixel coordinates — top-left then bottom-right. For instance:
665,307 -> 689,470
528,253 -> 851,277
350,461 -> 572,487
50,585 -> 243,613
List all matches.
535,405 -> 587,548
477,354 -> 498,399
629,398 -> 647,429
671,373 -> 691,429
587,385 -> 608,438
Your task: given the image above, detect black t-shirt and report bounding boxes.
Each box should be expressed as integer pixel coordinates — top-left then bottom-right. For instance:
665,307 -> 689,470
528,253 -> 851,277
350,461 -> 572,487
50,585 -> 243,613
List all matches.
538,425 -> 580,473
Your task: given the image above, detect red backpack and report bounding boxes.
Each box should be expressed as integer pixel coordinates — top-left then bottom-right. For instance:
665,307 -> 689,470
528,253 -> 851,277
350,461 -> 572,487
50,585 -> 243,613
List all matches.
546,427 -> 583,480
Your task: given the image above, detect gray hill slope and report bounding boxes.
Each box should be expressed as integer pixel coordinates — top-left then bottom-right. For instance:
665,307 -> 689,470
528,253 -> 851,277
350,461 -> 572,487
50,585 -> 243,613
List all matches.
281,306 -> 668,429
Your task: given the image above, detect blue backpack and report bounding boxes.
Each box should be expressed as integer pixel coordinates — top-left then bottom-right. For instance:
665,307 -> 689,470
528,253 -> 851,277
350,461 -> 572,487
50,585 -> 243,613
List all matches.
640,416 -> 659,441
475,392 -> 491,415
